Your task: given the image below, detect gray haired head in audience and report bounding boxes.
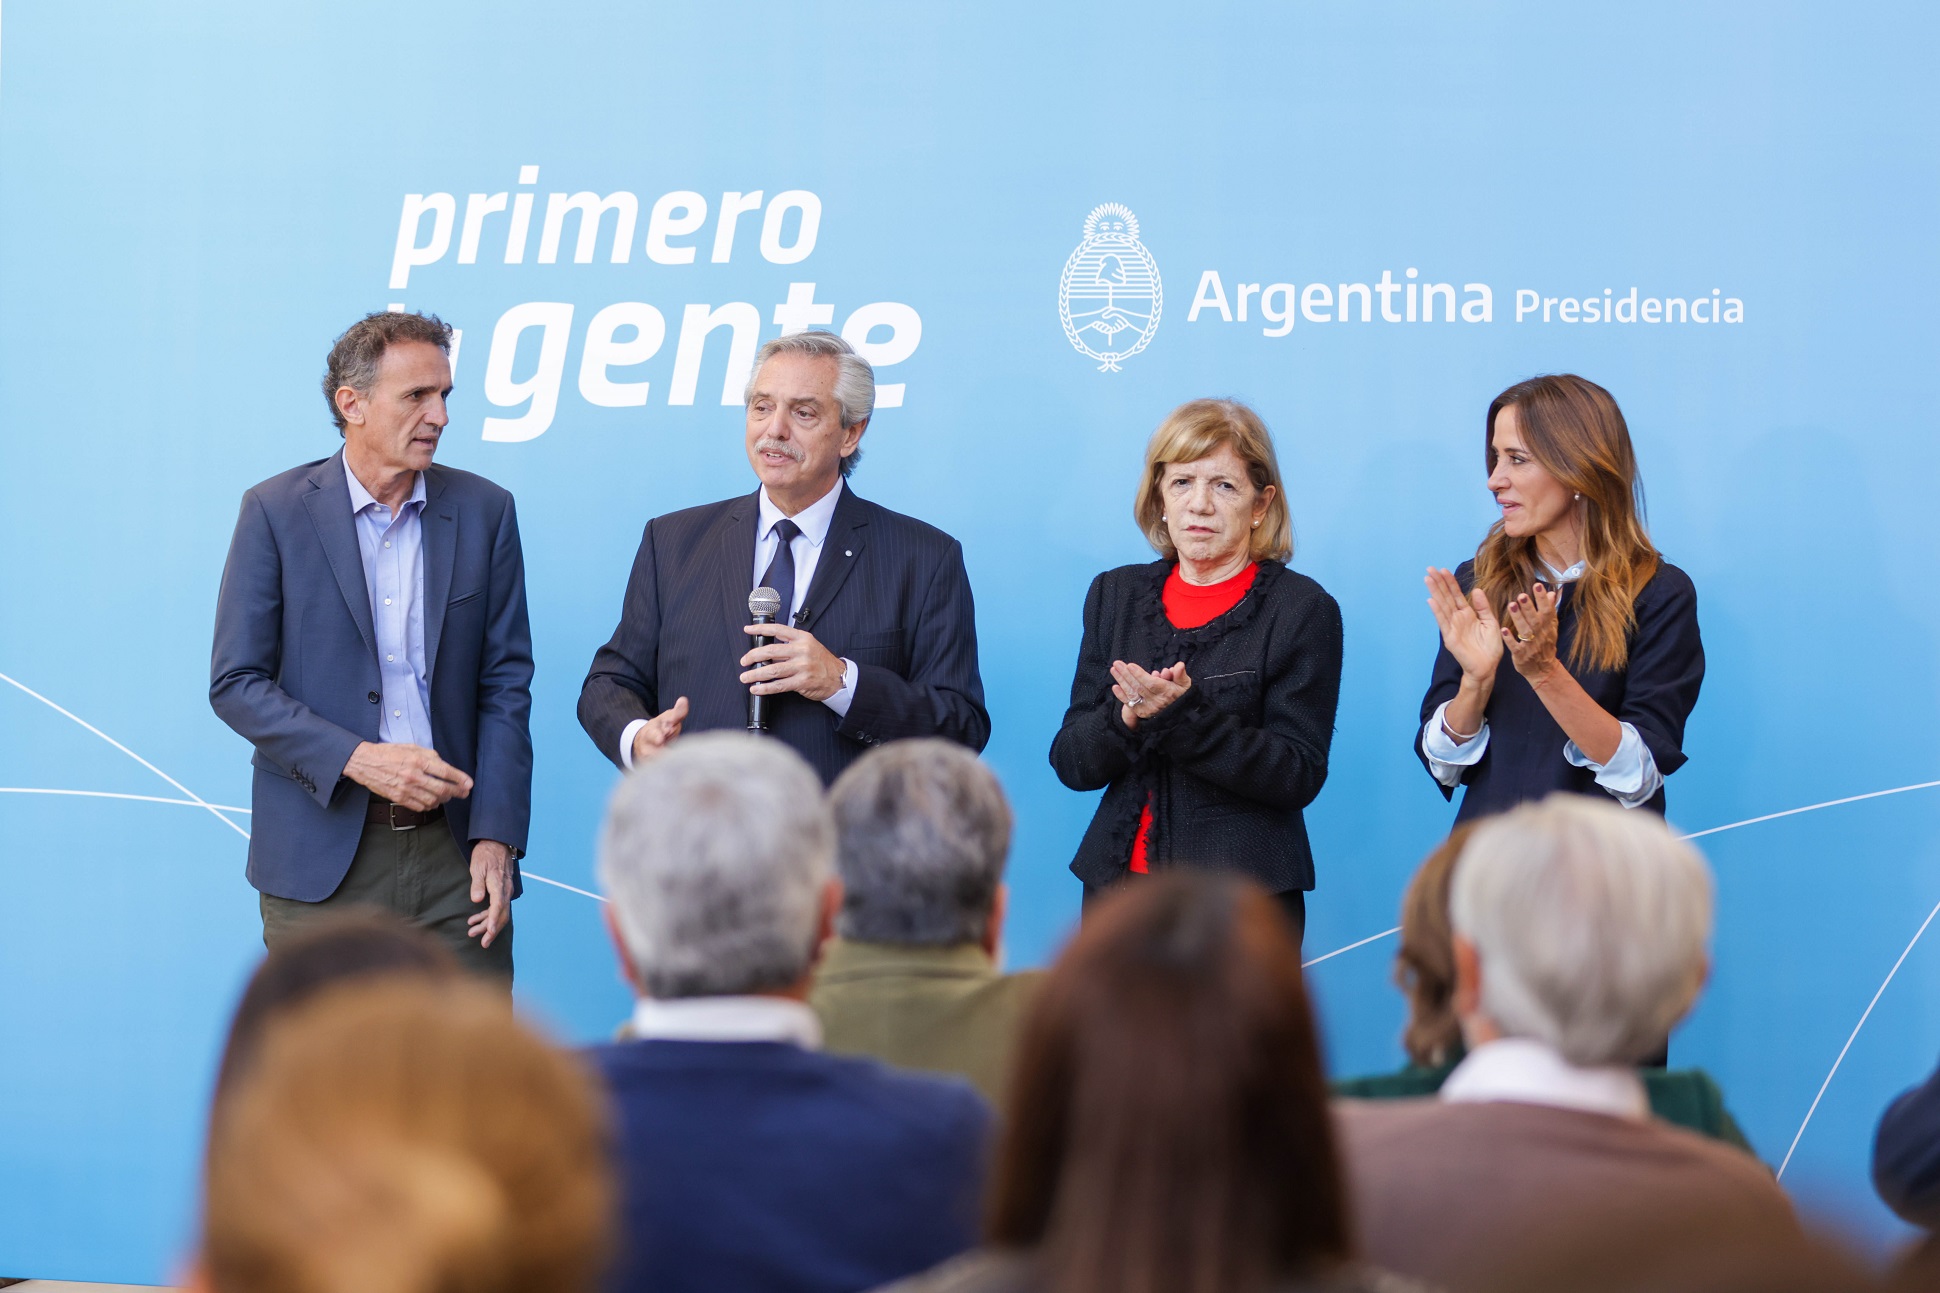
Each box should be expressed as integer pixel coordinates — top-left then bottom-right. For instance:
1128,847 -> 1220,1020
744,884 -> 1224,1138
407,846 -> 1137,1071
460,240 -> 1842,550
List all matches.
1452,794 -> 1713,1067
599,732 -> 834,998
828,738 -> 1012,947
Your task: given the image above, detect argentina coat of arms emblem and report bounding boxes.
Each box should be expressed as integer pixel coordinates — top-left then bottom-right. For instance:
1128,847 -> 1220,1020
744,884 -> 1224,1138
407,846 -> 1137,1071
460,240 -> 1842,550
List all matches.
1058,203 -> 1162,371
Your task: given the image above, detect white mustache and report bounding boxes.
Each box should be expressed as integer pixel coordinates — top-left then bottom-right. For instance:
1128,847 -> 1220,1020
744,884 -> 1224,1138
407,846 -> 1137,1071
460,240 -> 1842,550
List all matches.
754,438 -> 805,464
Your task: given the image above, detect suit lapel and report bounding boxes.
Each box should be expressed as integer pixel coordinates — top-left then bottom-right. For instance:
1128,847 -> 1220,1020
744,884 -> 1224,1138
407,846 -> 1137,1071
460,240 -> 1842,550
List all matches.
421,468 -> 457,683
303,452 -> 377,659
796,486 -> 869,630
719,491 -> 760,628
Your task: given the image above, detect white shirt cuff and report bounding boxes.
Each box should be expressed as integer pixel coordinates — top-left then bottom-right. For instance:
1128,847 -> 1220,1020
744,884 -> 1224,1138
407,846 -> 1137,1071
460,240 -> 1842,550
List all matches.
1422,700 -> 1488,788
618,717 -> 650,771
822,658 -> 859,718
1563,721 -> 1662,809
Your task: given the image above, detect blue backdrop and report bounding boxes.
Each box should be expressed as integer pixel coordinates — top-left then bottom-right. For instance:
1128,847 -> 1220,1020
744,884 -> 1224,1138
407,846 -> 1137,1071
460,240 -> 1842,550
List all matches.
4,2 -> 1938,1281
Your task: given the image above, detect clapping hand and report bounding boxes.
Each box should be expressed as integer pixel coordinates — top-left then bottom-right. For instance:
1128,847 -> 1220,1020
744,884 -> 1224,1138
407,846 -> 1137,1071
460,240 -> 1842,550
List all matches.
1425,568 -> 1505,684
1503,582 -> 1561,683
1111,660 -> 1191,730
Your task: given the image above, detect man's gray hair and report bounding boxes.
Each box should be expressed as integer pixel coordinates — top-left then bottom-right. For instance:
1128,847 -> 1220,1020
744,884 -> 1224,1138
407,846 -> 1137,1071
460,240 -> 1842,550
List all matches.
321,310 -> 453,433
1451,795 -> 1713,1067
744,331 -> 875,478
828,739 -> 1012,946
597,733 -> 833,999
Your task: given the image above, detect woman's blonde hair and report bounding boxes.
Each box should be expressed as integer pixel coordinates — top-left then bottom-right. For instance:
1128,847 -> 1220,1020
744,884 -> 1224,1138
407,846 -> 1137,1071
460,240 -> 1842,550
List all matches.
1474,374 -> 1659,673
1134,399 -> 1293,563
200,979 -> 613,1293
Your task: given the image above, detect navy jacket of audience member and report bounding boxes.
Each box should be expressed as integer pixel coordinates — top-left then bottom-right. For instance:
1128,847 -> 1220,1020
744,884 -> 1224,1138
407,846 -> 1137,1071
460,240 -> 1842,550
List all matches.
1049,559 -> 1343,894
588,1038 -> 991,1293
1874,1056 -> 1940,1227
578,486 -> 989,785
1414,558 -> 1702,822
210,451 -> 533,901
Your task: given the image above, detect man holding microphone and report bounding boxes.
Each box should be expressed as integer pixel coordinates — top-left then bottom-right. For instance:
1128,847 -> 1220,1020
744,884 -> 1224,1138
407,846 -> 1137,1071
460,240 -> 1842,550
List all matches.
579,331 -> 987,781
211,311 -> 532,978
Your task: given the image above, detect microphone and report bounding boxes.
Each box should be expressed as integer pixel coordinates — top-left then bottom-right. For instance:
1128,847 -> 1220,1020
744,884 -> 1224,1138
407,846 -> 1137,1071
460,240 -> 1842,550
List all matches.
746,586 -> 783,732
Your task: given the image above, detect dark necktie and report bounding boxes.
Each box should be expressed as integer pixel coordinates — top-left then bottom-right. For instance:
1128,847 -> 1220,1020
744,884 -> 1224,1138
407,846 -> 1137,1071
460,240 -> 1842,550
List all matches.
761,518 -> 802,623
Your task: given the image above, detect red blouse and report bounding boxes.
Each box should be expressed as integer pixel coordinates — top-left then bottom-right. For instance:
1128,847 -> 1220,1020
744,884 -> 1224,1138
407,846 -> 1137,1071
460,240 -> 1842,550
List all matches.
1129,562 -> 1258,873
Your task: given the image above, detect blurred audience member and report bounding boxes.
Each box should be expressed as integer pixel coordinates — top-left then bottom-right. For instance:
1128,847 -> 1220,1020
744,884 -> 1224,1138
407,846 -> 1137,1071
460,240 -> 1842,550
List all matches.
1495,1209 -> 1876,1293
811,739 -> 1043,1111
1874,1051 -> 1940,1228
212,907 -> 459,1105
1333,823 -> 1754,1149
881,872 -> 1410,1293
1335,796 -> 1800,1293
193,978 -> 612,1293
592,732 -> 991,1293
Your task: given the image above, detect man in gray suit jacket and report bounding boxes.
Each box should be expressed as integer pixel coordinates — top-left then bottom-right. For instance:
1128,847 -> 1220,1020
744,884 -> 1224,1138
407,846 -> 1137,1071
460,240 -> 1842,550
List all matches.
211,311 -> 533,977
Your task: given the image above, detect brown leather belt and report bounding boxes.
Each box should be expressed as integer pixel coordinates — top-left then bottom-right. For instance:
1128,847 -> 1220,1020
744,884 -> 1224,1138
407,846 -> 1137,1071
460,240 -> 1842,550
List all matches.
367,798 -> 445,831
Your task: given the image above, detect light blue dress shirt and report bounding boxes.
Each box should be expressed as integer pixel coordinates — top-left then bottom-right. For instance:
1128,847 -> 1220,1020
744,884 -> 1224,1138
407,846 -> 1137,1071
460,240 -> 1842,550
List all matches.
346,467 -> 434,748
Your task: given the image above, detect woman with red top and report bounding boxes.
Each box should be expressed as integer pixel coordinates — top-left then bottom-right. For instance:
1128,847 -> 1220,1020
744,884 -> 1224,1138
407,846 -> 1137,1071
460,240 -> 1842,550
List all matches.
1049,400 -> 1343,939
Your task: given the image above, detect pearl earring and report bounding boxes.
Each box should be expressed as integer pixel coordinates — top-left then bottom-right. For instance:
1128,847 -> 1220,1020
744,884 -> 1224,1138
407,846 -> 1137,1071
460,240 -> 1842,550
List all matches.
1252,520 -> 1260,528
1574,492 -> 1582,500
1162,514 -> 1168,522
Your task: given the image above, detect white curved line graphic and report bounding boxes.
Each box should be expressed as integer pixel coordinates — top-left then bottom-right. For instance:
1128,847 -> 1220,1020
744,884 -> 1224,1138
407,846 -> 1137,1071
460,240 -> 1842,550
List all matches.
0,787 -> 253,814
0,671 -> 249,840
1303,926 -> 1401,969
524,872 -> 608,903
1295,779 -> 1940,972
1777,893 -> 1940,1180
0,785 -> 594,911
1680,779 -> 1940,841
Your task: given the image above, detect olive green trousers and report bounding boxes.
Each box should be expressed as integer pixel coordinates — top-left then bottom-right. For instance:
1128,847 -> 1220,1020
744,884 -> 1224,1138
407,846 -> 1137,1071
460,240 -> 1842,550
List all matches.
259,817 -> 513,983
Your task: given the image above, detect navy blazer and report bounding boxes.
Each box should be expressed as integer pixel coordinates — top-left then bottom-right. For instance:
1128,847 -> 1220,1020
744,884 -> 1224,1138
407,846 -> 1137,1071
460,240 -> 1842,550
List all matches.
210,451 -> 533,901
587,1038 -> 990,1293
578,485 -> 989,783
1415,558 -> 1703,821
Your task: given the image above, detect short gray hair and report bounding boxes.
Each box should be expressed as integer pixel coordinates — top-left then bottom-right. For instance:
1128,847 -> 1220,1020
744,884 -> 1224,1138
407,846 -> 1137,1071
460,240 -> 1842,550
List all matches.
1450,795 -> 1713,1066
597,733 -> 833,999
744,331 -> 875,478
828,740 -> 1011,946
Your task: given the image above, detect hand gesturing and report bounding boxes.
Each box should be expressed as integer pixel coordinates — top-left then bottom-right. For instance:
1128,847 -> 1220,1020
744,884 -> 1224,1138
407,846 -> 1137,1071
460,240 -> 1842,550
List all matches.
1110,660 -> 1191,730
630,696 -> 689,765
1425,568 -> 1504,684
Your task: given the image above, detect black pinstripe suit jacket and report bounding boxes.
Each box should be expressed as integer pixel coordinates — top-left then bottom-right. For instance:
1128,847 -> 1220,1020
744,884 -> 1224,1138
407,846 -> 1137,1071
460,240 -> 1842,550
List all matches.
579,486 -> 989,783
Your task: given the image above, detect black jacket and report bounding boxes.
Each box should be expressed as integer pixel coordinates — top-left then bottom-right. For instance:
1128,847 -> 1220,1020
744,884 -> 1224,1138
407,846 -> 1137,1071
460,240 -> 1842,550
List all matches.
579,486 -> 990,784
1049,560 -> 1343,893
1414,558 -> 1703,821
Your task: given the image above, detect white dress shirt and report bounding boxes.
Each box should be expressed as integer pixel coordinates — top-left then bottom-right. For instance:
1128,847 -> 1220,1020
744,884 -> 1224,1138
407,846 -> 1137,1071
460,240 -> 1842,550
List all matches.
618,480 -> 859,769
1421,559 -> 1662,808
629,994 -> 823,1048
1441,1036 -> 1648,1121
